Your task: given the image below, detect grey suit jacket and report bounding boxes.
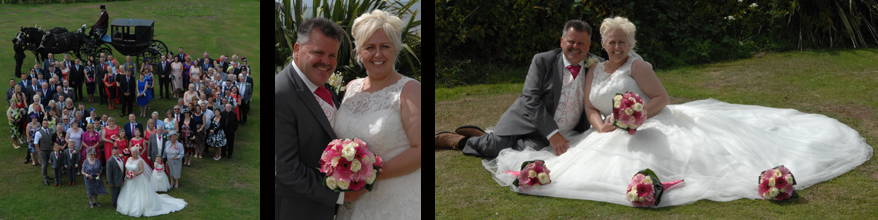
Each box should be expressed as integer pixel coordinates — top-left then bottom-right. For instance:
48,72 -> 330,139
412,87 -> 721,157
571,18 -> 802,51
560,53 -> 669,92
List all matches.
106,155 -> 124,186
240,82 -> 253,103
50,151 -> 63,169
494,48 -> 603,138
148,134 -> 166,161
275,64 -> 340,220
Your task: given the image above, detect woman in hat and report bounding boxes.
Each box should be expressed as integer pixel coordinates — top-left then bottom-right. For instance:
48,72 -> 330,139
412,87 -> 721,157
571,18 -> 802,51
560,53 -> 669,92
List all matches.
81,147 -> 108,208
164,131 -> 184,188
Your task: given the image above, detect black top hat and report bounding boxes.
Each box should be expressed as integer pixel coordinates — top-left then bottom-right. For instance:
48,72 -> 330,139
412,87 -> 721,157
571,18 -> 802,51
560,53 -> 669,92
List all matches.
100,5 -> 106,9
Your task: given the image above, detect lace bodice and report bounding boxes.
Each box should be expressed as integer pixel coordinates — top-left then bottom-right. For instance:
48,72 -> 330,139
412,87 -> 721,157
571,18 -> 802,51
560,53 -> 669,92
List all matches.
333,76 -> 421,220
334,76 -> 416,159
589,54 -> 651,116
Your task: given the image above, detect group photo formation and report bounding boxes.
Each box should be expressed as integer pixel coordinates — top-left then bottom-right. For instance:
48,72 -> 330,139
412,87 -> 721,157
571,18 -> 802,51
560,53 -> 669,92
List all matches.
1,1 -> 260,218
274,0 -> 422,219
436,0 -> 878,219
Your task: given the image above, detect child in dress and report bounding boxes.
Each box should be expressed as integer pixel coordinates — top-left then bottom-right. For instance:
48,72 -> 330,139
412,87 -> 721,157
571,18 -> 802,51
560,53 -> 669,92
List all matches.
50,145 -> 65,186
63,140 -> 80,186
152,156 -> 171,192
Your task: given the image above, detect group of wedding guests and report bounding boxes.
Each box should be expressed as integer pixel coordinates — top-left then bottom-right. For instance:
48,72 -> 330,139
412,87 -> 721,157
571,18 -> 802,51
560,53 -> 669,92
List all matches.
4,49 -> 248,216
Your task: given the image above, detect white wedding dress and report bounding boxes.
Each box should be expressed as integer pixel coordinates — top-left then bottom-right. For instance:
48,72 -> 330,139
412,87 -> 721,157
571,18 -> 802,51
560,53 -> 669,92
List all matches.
483,54 -> 873,207
117,157 -> 187,217
334,76 -> 421,219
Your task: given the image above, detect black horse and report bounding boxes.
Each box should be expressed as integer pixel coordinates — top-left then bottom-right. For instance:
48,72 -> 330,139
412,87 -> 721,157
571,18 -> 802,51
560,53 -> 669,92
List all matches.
17,26 -> 90,63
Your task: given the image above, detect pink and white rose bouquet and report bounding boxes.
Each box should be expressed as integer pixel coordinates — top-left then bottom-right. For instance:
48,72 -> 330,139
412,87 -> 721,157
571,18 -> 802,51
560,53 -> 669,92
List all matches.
126,170 -> 135,180
506,160 -> 551,192
626,169 -> 683,207
758,165 -> 798,201
318,138 -> 383,192
612,92 -> 647,135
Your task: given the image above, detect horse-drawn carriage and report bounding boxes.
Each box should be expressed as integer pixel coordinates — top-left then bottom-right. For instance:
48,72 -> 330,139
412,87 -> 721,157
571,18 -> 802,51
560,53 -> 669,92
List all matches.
17,18 -> 168,65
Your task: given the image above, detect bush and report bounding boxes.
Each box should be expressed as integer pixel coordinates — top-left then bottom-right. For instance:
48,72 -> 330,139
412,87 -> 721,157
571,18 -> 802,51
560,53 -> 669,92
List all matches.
436,0 -> 878,87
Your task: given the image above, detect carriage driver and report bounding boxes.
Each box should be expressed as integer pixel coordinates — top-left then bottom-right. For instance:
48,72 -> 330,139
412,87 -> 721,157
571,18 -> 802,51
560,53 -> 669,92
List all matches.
92,5 -> 109,37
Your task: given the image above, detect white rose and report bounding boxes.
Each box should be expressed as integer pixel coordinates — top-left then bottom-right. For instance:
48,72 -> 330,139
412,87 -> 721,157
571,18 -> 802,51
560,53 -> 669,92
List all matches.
633,103 -> 643,112
537,173 -> 549,184
628,97 -> 636,102
643,177 -> 652,185
366,169 -> 378,184
614,102 -> 621,109
528,170 -> 537,178
625,108 -> 634,115
768,187 -> 779,198
331,156 -> 340,167
618,123 -> 629,129
337,178 -> 350,190
326,176 -> 337,190
774,169 -> 782,178
351,160 -> 362,172
627,190 -> 638,202
629,124 -> 638,129
614,95 -> 623,103
785,175 -> 794,185
341,145 -> 356,161
768,177 -> 776,187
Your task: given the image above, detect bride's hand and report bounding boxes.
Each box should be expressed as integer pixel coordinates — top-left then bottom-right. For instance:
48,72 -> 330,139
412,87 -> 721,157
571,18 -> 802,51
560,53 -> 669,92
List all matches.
598,115 -> 617,133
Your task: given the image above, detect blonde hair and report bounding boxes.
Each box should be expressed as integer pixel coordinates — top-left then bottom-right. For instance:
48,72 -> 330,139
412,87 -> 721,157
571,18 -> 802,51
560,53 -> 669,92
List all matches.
600,16 -> 637,51
351,10 -> 404,66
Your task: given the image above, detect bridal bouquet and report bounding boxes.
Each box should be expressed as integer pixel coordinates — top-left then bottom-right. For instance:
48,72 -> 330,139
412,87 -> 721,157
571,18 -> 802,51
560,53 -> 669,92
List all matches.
758,165 -> 798,201
126,170 -> 135,180
612,92 -> 647,135
626,169 -> 683,207
506,160 -> 551,192
318,138 -> 383,192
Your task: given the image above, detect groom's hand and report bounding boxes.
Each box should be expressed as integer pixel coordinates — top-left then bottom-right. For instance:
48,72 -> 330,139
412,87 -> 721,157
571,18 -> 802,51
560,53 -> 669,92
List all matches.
343,188 -> 368,202
548,133 -> 570,156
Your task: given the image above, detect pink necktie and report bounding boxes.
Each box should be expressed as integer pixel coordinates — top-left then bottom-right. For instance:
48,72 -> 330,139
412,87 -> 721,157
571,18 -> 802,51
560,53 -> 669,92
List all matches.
566,65 -> 581,80
314,86 -> 334,108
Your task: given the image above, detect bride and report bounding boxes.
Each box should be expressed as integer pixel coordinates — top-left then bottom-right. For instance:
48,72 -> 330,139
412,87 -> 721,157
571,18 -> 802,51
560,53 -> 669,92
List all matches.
334,10 -> 422,219
116,145 -> 187,217
484,16 -> 873,207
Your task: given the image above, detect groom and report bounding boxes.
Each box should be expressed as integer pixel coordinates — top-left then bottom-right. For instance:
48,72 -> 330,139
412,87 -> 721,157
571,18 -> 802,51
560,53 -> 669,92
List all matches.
275,17 -> 368,220
436,20 -> 604,158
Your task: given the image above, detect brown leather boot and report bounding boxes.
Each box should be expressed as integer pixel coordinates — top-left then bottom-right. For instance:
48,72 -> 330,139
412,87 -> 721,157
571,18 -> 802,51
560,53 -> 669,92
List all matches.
435,132 -> 465,150
455,126 -> 486,138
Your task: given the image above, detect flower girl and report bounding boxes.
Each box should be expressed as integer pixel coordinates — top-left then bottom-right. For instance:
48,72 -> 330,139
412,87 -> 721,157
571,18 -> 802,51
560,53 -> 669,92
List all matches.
152,156 -> 171,192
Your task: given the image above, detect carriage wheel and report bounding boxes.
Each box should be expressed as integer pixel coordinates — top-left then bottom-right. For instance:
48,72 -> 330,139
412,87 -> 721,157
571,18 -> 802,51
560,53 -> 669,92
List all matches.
150,40 -> 169,58
135,48 -> 162,69
95,45 -> 114,62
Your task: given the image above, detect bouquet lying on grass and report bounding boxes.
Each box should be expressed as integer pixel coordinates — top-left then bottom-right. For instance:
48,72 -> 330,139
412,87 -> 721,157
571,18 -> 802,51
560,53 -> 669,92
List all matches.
626,168 -> 683,207
318,138 -> 383,191
758,165 -> 798,201
613,92 -> 647,135
506,160 -> 551,192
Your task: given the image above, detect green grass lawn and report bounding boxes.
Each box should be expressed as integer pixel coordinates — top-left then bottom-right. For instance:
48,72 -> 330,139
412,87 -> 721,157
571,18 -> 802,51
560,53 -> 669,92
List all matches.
436,49 -> 878,219
0,1 -> 260,219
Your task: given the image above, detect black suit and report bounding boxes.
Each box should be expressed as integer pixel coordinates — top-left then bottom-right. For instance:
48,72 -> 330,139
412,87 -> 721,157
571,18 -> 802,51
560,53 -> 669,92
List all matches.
38,89 -> 51,107
220,111 -> 238,158
70,64 -> 84,101
96,63 -> 108,104
13,43 -> 26,78
117,75 -> 135,116
275,64 -> 341,220
26,84 -> 38,104
157,61 -> 171,99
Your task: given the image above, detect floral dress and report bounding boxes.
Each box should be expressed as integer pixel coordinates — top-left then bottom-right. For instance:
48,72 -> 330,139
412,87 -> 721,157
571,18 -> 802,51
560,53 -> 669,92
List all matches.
206,120 -> 226,147
8,107 -> 21,139
180,121 -> 194,154
28,123 -> 39,153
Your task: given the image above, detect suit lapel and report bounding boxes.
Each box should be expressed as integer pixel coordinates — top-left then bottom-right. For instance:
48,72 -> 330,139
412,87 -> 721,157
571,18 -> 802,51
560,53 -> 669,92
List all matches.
549,51 -> 564,113
285,66 -> 337,140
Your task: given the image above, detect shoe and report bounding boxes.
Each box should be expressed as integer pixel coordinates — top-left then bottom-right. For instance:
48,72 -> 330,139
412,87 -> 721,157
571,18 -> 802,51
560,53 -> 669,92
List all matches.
23,160 -> 30,164
95,202 -> 102,207
455,126 -> 487,138
44,180 -> 48,186
435,132 -> 465,150
32,163 -> 38,166
90,203 -> 94,208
